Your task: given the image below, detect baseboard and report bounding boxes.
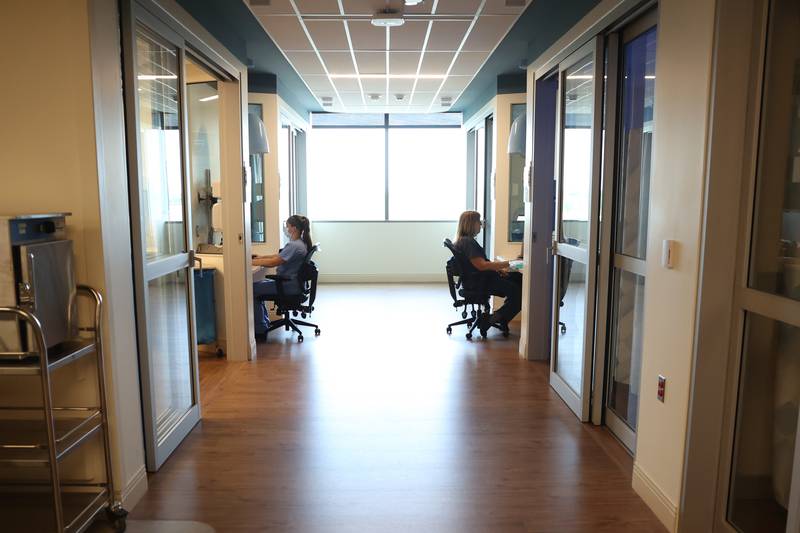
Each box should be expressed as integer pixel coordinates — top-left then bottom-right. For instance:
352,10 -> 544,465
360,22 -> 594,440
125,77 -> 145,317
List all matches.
632,463 -> 679,532
119,464 -> 148,512
318,273 -> 446,283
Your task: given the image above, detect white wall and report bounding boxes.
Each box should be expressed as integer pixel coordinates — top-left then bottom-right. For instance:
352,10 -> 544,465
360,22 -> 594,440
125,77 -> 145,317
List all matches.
632,1 -> 717,531
312,222 -> 456,282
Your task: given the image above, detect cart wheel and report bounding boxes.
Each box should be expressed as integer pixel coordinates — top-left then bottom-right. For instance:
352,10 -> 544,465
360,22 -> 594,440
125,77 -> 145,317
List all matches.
298,335 -> 304,343
314,328 -> 321,336
446,326 -> 452,335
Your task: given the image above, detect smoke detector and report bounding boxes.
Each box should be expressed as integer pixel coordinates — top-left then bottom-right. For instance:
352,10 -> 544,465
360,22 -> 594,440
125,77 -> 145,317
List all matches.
394,94 -> 405,102
371,9 -> 405,27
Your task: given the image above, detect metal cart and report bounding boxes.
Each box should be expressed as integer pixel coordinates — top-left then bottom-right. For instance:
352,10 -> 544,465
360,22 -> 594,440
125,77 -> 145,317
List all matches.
0,285 -> 127,532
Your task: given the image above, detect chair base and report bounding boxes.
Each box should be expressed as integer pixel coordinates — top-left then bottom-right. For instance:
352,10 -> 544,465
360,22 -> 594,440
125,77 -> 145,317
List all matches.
268,312 -> 320,343
446,303 -> 510,340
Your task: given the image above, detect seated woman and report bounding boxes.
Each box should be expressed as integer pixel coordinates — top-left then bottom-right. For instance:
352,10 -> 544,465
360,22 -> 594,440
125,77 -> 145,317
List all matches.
251,214 -> 312,337
454,210 -> 522,330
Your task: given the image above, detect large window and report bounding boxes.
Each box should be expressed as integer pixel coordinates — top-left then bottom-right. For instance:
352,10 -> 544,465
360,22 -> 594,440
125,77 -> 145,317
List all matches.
307,113 -> 465,221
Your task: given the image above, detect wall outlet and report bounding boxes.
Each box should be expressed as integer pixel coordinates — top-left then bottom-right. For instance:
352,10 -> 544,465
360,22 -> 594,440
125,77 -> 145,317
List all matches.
657,375 -> 666,402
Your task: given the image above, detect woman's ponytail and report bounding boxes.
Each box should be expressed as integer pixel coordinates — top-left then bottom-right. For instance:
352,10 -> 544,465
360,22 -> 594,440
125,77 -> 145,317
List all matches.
288,214 -> 313,251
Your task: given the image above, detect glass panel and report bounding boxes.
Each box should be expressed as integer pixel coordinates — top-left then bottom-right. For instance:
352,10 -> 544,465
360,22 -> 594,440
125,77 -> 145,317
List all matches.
147,270 -> 194,442
749,0 -> 800,301
555,256 -> 587,393
728,312 -> 799,532
387,128 -> 466,220
508,103 -> 526,242
561,54 -> 594,249
606,269 -> 646,429
279,125 -> 291,244
388,113 -> 462,126
136,31 -> 185,259
186,72 -> 220,250
307,128 -> 385,220
616,28 -> 657,259
249,104 -> 265,243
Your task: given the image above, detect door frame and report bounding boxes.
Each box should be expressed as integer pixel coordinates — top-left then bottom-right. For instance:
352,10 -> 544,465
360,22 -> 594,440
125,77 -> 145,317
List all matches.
680,0 -> 800,530
120,0 -> 252,470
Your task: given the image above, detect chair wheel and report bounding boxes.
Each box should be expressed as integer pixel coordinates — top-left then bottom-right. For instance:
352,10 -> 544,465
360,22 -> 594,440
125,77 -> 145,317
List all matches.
480,329 -> 488,339
466,333 -> 473,340
502,331 -> 510,338
461,311 -> 467,319
560,325 -> 567,334
298,335 -> 304,343
446,326 -> 452,335
302,312 -> 307,318
314,328 -> 321,336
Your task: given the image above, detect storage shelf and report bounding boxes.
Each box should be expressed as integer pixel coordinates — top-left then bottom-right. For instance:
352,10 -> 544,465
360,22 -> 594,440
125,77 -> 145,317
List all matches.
0,339 -> 95,375
0,487 -> 108,533
0,410 -> 102,464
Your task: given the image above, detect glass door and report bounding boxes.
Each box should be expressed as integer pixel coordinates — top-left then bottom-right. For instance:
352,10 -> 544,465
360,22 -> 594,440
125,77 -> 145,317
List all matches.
550,38 -> 604,421
603,21 -> 657,451
123,16 -> 200,471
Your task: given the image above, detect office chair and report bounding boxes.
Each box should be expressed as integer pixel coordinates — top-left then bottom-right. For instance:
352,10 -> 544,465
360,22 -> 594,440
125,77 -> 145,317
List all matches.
443,238 -> 509,340
259,243 -> 321,343
557,238 -> 579,335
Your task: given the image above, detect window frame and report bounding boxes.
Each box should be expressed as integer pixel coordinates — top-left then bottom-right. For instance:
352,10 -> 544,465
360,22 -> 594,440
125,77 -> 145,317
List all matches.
308,113 -> 464,222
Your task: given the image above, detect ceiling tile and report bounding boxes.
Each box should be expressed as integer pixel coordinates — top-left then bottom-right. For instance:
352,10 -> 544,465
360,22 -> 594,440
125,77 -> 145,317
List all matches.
355,51 -> 386,74
462,15 -> 515,52
339,92 -> 365,106
294,0 -> 340,14
411,92 -> 434,106
321,51 -> 356,75
305,75 -> 335,91
483,0 -> 531,15
414,78 -> 443,91
340,0 -> 381,14
332,77 -> 361,92
441,75 -> 471,93
248,1 -> 295,15
434,0 -> 482,15
450,50 -> 489,75
404,1 -> 433,14
348,20 -> 387,50
258,15 -> 313,50
426,21 -> 470,51
306,20 -> 349,50
389,21 -> 428,51
286,51 -> 327,75
388,78 -> 415,94
388,51 -> 420,75
419,52 -> 454,75
361,78 -> 386,93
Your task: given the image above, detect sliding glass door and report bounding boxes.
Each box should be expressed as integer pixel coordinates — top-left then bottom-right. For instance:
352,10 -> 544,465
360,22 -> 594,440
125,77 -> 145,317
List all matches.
549,39 -> 604,421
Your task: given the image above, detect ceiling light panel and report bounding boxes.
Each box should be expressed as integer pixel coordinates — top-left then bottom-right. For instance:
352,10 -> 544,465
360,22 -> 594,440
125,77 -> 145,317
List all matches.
355,51 -> 386,74
257,15 -> 313,50
347,20 -> 387,49
425,21 -> 471,51
435,0 -> 483,14
450,50 -> 489,75
294,0 -> 340,14
462,15 -> 516,52
286,51 -> 327,75
388,21 -> 428,51
388,51 -> 421,75
305,20 -> 350,50
320,51 -> 357,75
248,0 -> 295,15
418,51 -> 455,75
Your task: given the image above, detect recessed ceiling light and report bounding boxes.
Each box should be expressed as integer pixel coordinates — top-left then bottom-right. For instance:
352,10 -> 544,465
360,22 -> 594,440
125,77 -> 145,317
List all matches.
199,95 -> 219,102
394,94 -> 405,101
371,10 -> 405,27
369,93 -> 382,101
405,0 -> 424,5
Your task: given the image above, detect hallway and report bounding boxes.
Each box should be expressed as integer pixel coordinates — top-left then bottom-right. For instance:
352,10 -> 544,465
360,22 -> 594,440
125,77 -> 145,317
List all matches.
130,284 -> 664,532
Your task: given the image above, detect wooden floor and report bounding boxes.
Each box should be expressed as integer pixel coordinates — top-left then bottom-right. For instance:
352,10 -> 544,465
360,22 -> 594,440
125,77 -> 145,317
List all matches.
129,284 -> 665,533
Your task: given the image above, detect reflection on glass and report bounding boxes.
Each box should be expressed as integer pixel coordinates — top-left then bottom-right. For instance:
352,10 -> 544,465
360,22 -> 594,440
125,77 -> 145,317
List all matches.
607,270 -> 645,429
249,104 -> 266,243
388,129 -> 466,220
136,30 -> 185,259
555,256 -> 586,393
307,128 -> 385,220
279,125 -> 291,244
148,271 -> 194,441
749,0 -> 800,302
728,313 -> 799,532
616,28 -> 656,259
508,103 -> 526,242
186,68 -> 219,250
561,54 -> 594,249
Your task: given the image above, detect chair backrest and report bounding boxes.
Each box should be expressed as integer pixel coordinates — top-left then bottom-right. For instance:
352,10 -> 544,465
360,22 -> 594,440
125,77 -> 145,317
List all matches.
443,238 -> 487,293
299,243 -> 320,308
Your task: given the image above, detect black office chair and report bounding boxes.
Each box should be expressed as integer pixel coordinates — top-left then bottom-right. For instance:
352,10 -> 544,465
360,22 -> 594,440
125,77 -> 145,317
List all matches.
260,243 -> 321,343
443,238 -> 509,340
